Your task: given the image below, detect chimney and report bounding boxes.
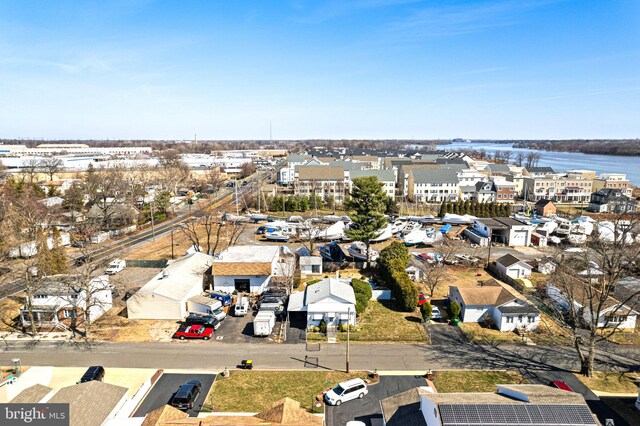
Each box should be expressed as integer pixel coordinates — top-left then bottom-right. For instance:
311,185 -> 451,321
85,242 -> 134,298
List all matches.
336,270 -> 339,279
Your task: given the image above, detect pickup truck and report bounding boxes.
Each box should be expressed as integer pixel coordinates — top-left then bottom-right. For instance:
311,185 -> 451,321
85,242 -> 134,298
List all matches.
173,324 -> 214,340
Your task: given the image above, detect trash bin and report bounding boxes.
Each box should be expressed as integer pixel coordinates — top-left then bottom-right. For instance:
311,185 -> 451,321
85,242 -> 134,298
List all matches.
452,318 -> 460,326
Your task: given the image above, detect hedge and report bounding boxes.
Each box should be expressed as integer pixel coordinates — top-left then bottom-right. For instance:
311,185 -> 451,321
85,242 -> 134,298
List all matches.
378,242 -> 418,312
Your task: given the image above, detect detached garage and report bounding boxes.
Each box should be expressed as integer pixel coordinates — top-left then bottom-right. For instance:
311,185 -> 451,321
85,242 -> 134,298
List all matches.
496,254 -> 533,279
127,252 -> 214,320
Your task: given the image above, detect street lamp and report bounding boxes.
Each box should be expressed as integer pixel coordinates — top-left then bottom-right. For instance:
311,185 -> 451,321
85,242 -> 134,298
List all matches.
12,358 -> 21,378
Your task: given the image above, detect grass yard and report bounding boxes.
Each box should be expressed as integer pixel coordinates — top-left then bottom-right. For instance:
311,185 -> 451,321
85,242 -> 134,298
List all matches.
432,370 -> 527,393
575,371 -> 640,394
338,300 -> 428,343
205,370 -> 369,413
529,313 -> 573,345
458,323 -> 523,344
90,308 -> 178,342
600,326 -> 640,345
0,297 -> 22,332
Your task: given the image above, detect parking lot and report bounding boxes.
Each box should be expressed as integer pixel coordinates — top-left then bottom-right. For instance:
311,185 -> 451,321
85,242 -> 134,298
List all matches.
326,375 -> 428,426
213,307 -> 284,344
133,373 -> 216,418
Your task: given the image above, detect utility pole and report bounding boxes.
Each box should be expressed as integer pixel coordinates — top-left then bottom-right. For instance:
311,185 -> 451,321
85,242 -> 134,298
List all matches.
170,227 -> 175,259
486,227 -> 492,267
346,306 -> 351,373
150,201 -> 156,241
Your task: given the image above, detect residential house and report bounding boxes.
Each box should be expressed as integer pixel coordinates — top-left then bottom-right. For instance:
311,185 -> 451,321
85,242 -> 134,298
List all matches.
407,167 -> 461,203
536,258 -> 556,275
39,196 -> 65,207
287,277 -> 357,328
534,199 -> 556,216
485,163 -> 512,177
86,202 -> 139,229
20,275 -> 112,330
547,283 -> 638,329
349,169 -> 396,197
458,185 -> 477,201
474,181 -> 496,202
127,252 -> 213,320
380,384 -> 597,426
448,281 -> 540,332
406,265 -> 421,281
472,217 -> 533,247
495,254 -> 533,279
493,178 -> 517,203
211,245 -> 281,294
588,188 -> 638,213
525,166 -> 555,177
294,165 -> 348,204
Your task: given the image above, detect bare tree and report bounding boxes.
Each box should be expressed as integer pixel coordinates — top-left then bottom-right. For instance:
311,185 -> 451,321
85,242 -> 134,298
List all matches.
240,162 -> 257,179
515,152 -> 526,167
420,264 -> 447,298
38,158 -> 63,181
544,214 -> 640,377
525,152 -> 542,168
21,158 -> 41,184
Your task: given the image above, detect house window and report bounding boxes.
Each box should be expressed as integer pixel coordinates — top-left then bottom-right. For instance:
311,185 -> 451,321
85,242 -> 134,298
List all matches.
71,294 -> 79,299
528,316 -> 535,323
311,265 -> 320,273
506,316 -> 513,323
63,309 -> 77,319
606,315 -> 627,323
518,315 -> 523,322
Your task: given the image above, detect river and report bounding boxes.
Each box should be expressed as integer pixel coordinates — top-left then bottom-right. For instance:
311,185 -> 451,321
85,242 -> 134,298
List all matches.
437,141 -> 640,185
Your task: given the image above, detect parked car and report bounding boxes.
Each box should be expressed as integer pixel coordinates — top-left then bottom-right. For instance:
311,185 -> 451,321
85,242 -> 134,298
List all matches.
78,366 -> 105,383
184,313 -> 221,330
418,293 -> 428,306
173,324 -> 214,340
550,380 -> 574,392
324,378 -> 368,406
71,240 -> 89,248
171,380 -> 202,410
212,307 -> 227,321
74,255 -> 92,266
431,306 -> 442,320
105,259 -> 126,275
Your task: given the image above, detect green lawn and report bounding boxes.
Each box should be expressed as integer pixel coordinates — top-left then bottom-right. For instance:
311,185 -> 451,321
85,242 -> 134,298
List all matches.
204,370 -> 369,413
432,370 -> 527,393
343,300 -> 428,343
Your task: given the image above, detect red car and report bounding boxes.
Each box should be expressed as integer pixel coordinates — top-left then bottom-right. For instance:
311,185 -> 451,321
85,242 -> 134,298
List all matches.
174,324 -> 214,340
418,293 -> 428,306
550,380 -> 574,392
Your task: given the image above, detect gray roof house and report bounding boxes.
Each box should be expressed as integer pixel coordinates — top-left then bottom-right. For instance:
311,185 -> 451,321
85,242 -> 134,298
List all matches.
288,277 -> 357,328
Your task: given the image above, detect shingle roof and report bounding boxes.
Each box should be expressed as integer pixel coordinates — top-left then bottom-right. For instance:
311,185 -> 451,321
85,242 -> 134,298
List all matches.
290,278 -> 356,311
527,166 -> 555,174
487,163 -> 511,173
380,387 -> 428,426
497,305 -> 539,314
452,285 -> 515,307
297,165 -> 344,180
213,262 -> 272,276
496,254 -> 530,268
10,384 -> 53,403
48,381 -> 128,426
349,169 -> 395,182
286,154 -> 310,164
535,199 -> 554,207
411,167 -> 460,184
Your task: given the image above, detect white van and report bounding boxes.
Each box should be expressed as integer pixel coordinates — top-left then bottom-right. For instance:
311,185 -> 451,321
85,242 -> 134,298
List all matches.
105,259 -> 126,275
234,296 -> 249,317
324,378 -> 368,406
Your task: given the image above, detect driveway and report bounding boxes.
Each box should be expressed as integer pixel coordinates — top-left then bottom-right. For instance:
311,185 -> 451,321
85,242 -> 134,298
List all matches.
326,375 -> 428,426
427,322 -> 466,345
522,369 -> 631,426
133,373 -> 216,418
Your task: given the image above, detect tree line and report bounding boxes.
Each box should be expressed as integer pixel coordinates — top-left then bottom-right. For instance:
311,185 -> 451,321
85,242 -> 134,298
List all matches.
439,200 -> 513,217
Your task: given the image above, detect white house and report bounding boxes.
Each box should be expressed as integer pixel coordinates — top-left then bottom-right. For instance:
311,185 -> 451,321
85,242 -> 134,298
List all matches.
20,275 -> 112,329
546,284 -> 638,330
287,277 -> 357,328
406,265 -> 421,281
127,252 -> 213,320
495,254 -> 533,279
211,245 -> 280,294
448,281 -> 540,332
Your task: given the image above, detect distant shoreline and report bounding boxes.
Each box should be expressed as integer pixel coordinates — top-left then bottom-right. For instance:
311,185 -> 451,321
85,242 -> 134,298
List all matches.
445,139 -> 640,157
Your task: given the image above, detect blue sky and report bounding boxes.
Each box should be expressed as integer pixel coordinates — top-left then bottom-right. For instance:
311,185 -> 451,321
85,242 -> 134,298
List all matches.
0,0 -> 639,140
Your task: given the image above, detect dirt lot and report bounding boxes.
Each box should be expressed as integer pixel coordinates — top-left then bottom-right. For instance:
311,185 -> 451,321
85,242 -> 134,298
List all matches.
0,297 -> 23,332
90,307 -> 178,342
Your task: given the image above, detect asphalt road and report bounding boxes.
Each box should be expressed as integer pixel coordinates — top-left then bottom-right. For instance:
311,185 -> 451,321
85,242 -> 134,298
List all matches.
1,340 -> 638,374
133,373 -> 216,418
326,375 -> 427,426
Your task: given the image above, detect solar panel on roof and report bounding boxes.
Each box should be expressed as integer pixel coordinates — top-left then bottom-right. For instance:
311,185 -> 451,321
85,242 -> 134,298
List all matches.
439,404 -> 596,426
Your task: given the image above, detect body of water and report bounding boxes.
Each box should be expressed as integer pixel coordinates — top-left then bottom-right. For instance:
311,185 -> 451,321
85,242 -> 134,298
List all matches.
438,141 -> 640,185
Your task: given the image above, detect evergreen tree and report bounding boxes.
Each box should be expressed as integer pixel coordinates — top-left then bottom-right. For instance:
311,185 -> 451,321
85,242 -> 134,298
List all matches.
50,227 -> 69,275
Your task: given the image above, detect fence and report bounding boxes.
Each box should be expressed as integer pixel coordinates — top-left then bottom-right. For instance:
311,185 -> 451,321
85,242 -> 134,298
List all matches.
125,259 -> 169,268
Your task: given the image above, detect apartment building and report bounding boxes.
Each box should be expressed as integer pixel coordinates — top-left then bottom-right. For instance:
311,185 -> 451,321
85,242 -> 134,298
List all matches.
593,173 -> 632,197
349,169 -> 395,197
407,168 -> 460,203
523,174 -> 593,203
294,165 -> 349,204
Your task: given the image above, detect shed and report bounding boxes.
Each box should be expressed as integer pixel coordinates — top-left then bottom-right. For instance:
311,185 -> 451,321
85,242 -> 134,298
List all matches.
299,256 -> 322,275
496,254 -> 533,279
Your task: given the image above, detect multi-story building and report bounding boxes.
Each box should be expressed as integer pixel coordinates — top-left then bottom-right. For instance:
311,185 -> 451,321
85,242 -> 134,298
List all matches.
493,178 -> 517,203
349,169 -> 395,198
278,155 -> 320,185
407,168 -> 460,203
347,155 -> 381,170
588,188 -> 638,213
592,173 -> 632,197
523,174 -> 593,203
294,165 -> 349,204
